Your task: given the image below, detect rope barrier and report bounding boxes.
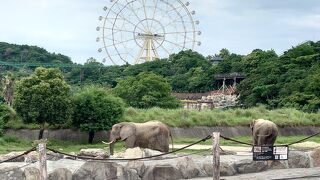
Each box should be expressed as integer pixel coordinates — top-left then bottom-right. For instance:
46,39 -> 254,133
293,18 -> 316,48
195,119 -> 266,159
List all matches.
47,134 -> 212,161
0,147 -> 36,164
287,131 -> 320,146
220,135 -> 253,146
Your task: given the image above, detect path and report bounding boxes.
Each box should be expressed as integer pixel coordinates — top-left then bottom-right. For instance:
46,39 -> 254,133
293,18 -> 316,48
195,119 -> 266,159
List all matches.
193,167 -> 320,180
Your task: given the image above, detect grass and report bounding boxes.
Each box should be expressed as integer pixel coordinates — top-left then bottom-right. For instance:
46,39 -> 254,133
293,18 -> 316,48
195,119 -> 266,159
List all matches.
1,135 -> 320,155
121,106 -> 320,127
4,106 -> 320,129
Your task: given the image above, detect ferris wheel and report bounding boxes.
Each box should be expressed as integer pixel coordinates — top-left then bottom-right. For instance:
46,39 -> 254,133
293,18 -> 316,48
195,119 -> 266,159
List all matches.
96,0 -> 201,65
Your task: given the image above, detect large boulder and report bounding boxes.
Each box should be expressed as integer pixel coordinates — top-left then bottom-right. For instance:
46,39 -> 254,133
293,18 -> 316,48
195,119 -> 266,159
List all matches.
48,168 -> 72,180
310,147 -> 320,167
72,161 -> 139,180
47,151 -> 64,161
288,151 -> 310,168
234,159 -> 268,174
24,167 -> 40,180
220,162 -> 236,176
0,151 -> 26,162
78,149 -> 108,159
126,161 -> 146,177
202,162 -> 236,177
25,151 -> 38,163
176,157 -> 199,179
115,148 -> 163,159
0,166 -> 24,180
267,160 -> 288,170
142,164 -> 182,180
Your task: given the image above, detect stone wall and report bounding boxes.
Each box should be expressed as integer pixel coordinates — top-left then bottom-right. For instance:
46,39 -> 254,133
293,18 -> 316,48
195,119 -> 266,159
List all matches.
5,126 -> 320,142
1,147 -> 320,179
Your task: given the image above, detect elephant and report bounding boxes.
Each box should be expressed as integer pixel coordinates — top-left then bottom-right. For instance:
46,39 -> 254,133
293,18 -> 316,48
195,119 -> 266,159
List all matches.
250,119 -> 278,146
103,121 -> 173,155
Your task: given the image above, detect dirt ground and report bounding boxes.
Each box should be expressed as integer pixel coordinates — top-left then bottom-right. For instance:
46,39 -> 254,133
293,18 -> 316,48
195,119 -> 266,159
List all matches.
175,141 -> 320,153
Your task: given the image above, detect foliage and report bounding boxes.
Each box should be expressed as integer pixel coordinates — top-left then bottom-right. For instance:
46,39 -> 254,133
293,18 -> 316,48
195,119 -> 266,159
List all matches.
14,67 -> 72,130
0,42 -> 72,64
0,104 -> 16,136
237,41 -> 320,112
113,72 -> 181,109
72,86 -> 125,134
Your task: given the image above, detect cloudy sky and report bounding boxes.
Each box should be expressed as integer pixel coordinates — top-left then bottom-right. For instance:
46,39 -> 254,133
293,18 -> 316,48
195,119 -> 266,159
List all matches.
0,0 -> 319,64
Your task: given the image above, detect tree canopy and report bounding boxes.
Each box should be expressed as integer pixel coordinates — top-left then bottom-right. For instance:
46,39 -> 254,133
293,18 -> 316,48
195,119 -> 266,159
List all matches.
114,72 -> 181,109
72,86 -> 125,143
14,67 -> 72,138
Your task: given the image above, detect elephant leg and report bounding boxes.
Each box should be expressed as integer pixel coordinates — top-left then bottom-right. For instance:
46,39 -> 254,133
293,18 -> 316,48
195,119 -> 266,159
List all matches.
124,136 -> 136,148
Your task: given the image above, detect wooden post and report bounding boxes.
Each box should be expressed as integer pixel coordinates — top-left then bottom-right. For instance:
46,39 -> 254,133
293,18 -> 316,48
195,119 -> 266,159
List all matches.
38,140 -> 47,180
212,132 -> 220,180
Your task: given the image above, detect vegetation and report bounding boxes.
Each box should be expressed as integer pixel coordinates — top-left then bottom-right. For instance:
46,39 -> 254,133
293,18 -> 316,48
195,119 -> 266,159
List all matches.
14,67 -> 72,139
122,106 -> 320,127
1,41 -> 319,111
114,72 -> 181,109
72,86 -> 125,144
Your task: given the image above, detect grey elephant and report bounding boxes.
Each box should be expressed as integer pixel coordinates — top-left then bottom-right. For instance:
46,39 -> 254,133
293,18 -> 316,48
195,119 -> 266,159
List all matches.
250,119 -> 278,146
103,121 -> 173,155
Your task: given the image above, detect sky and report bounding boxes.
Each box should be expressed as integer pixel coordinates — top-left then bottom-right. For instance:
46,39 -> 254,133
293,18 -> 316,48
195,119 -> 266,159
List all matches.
0,0 -> 319,65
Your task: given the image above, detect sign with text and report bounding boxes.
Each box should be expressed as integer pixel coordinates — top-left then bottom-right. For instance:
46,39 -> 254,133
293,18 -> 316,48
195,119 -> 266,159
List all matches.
253,145 -> 288,161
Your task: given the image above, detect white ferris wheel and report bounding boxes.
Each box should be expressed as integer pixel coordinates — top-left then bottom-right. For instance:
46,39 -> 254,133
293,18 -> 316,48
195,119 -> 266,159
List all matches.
96,0 -> 201,65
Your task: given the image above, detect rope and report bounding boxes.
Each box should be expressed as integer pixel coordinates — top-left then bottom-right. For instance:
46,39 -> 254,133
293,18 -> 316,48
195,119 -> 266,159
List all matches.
47,135 -> 212,161
0,147 -> 36,164
220,135 -> 253,146
287,131 -> 320,146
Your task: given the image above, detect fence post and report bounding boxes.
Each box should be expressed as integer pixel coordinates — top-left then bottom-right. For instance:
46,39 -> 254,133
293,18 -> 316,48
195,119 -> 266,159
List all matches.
38,140 -> 47,180
212,132 -> 220,180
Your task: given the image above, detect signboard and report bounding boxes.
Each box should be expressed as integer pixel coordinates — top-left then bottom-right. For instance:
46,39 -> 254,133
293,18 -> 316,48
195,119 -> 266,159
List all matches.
253,145 -> 288,161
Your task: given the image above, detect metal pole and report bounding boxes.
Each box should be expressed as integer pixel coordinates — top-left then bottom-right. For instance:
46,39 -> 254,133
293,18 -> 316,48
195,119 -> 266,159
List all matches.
38,141 -> 47,180
212,132 -> 220,180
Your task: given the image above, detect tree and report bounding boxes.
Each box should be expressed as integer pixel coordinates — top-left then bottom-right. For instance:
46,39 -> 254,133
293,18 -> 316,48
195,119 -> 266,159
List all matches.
114,72 -> 181,109
14,67 -> 72,139
72,86 -> 125,144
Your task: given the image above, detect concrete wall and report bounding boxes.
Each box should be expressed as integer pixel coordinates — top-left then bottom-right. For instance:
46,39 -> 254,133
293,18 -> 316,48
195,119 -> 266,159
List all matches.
4,126 -> 319,142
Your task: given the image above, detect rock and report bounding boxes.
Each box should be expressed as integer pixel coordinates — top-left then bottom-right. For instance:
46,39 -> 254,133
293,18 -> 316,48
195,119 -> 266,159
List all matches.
118,166 -> 141,180
310,147 -> 320,167
0,151 -> 25,162
220,150 -> 236,155
123,147 -> 144,159
267,160 -> 288,170
288,151 -> 310,168
25,151 -> 38,163
220,162 -> 236,176
126,161 -> 146,177
72,161 -> 139,180
234,159 -> 268,174
176,157 -> 199,178
143,149 -> 162,157
202,162 -> 236,176
24,167 -> 40,180
202,163 -> 213,176
47,151 -> 64,161
0,166 -> 24,180
142,164 -> 182,180
64,152 -> 77,160
48,168 -> 72,180
78,149 -> 108,158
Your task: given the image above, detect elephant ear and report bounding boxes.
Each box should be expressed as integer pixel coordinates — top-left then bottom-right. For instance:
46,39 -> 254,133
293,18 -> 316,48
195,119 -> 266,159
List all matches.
250,120 -> 257,131
120,123 -> 136,141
